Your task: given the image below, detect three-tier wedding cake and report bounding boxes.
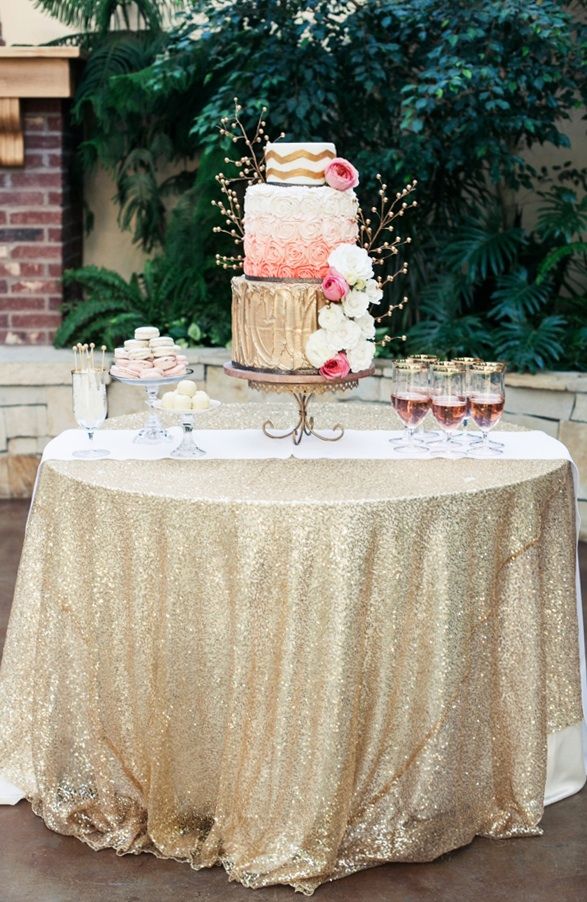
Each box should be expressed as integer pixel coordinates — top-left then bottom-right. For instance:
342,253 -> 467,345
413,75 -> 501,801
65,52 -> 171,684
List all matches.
230,142 -> 379,377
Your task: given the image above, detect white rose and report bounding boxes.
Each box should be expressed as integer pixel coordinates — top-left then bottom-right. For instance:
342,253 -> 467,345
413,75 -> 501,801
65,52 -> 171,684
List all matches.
328,317 -> 362,352
328,243 -> 374,287
355,312 -> 376,339
347,339 -> 375,373
342,288 -> 370,319
305,328 -> 339,368
365,278 -> 383,304
318,303 -> 346,331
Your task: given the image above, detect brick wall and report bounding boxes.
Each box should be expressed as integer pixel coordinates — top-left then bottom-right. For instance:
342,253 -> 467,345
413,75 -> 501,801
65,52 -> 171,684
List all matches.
0,98 -> 82,345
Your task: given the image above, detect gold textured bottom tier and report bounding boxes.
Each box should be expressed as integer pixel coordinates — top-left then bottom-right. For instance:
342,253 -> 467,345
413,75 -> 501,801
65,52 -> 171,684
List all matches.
231,275 -> 327,373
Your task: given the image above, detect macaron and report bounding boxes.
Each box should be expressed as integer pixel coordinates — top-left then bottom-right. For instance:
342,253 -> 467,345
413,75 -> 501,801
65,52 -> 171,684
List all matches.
139,370 -> 163,380
124,339 -> 149,350
156,356 -> 178,372
135,326 -> 160,341
110,364 -> 136,379
114,347 -> 130,360
162,363 -> 187,377
128,348 -> 152,360
152,345 -> 181,358
150,336 -> 174,348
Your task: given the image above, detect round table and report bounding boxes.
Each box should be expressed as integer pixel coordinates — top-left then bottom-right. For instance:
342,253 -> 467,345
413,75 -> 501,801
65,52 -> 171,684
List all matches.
0,403 -> 582,895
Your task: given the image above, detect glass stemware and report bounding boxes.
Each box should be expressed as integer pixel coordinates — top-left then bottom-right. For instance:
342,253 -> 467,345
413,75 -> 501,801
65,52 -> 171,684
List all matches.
390,361 -> 431,456
467,364 -> 506,457
72,369 -> 109,459
429,363 -> 467,455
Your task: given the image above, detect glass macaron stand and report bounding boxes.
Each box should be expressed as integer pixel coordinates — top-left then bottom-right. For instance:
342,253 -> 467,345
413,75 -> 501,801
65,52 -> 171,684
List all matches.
109,327 -> 221,457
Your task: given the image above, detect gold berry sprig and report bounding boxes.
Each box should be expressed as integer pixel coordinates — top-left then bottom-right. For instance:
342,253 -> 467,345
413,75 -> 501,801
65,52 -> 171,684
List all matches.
358,176 -> 418,264
212,98 -> 285,271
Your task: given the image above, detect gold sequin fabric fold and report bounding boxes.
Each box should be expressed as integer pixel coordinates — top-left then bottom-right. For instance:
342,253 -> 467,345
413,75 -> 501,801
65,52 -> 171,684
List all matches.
0,404 -> 582,894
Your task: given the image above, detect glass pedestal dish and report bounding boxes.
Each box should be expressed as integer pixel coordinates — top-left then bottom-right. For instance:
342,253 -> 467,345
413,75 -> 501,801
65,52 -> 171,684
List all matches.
110,370 -> 194,443
153,399 -> 221,458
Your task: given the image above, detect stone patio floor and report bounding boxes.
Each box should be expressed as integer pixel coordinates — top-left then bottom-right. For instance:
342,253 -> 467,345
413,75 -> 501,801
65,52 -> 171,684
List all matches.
1,499 -> 586,902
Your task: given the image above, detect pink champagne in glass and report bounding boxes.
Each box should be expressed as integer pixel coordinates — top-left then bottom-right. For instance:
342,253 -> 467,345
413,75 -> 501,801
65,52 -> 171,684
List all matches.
467,363 -> 506,457
390,360 -> 431,456
392,392 -> 430,428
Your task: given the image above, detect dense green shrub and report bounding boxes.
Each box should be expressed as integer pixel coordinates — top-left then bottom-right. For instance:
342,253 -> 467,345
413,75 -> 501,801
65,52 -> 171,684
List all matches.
48,0 -> 587,370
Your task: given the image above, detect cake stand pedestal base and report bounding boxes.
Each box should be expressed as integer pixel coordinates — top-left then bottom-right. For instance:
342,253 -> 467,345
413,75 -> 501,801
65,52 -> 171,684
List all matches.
223,364 -> 374,445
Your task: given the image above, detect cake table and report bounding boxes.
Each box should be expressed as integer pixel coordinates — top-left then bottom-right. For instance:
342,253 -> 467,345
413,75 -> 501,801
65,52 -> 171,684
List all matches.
0,403 -> 583,895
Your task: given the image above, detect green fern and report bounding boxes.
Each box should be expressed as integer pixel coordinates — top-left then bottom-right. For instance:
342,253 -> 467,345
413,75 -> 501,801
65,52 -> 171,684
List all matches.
54,296 -> 133,347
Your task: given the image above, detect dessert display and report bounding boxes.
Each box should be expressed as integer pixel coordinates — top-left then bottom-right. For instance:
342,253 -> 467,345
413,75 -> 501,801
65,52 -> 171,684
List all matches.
160,382 -> 214,412
154,382 -> 221,459
215,104 -> 416,442
110,327 -> 188,380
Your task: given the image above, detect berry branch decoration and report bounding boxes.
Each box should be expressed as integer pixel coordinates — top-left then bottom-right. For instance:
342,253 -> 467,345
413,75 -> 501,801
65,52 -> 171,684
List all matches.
213,99 -> 284,271
357,176 -> 418,331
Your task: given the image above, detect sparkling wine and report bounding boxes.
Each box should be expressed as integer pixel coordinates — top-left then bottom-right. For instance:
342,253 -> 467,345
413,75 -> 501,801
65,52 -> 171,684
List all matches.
392,392 -> 430,427
469,393 -> 504,429
432,396 -> 467,431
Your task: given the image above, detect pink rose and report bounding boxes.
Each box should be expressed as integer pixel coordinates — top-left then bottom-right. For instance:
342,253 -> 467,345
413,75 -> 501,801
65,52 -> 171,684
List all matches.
320,352 -> 351,381
322,267 -> 349,302
324,157 -> 359,191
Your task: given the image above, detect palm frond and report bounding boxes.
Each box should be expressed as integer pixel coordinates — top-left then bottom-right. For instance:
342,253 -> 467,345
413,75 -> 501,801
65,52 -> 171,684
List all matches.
442,210 -> 524,283
536,242 -> 587,284
493,316 -> 567,373
536,189 -> 587,243
490,268 -> 553,320
34,0 -> 175,33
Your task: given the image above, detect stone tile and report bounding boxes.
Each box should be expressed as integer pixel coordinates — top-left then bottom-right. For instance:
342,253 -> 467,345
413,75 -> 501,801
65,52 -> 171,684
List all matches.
505,371 -> 575,391
7,437 -> 38,455
3,404 -> 48,438
106,382 -> 149,419
560,421 -> 587,499
204,366 -> 255,403
46,385 -> 76,434
191,347 -> 231,366
565,375 -> 587,393
572,393 -> 587,423
356,376 -> 381,402
505,386 -> 575,420
0,386 -> 48,405
501,411 -> 559,439
0,410 -> 6,453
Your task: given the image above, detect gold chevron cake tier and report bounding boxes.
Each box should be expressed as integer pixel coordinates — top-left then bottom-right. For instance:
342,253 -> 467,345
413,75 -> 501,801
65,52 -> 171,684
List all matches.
231,276 -> 327,373
265,141 -> 335,185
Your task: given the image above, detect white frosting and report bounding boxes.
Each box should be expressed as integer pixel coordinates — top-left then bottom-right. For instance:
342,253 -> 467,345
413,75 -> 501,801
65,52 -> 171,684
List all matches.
245,183 -> 358,221
265,142 -> 336,185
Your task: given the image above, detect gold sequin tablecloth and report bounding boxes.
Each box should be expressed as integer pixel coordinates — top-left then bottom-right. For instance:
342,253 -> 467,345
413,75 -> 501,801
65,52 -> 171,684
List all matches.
0,403 -> 583,895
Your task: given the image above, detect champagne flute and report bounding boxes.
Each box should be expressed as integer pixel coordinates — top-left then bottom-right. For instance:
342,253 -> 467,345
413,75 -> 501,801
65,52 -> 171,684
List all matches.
403,355 -> 438,443
430,363 -> 467,455
467,363 -> 506,458
450,357 -> 483,443
390,361 -> 431,456
72,369 -> 109,459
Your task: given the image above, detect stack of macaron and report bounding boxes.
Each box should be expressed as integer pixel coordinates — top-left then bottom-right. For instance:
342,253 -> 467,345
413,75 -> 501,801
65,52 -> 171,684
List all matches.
160,380 -> 212,411
110,326 -> 188,380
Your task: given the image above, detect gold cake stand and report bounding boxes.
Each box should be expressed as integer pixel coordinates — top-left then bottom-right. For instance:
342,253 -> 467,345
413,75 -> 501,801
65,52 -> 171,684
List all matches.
224,363 -> 374,444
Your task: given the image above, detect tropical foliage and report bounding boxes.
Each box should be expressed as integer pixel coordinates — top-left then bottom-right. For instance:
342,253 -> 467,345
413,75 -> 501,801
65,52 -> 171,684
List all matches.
44,0 -> 587,371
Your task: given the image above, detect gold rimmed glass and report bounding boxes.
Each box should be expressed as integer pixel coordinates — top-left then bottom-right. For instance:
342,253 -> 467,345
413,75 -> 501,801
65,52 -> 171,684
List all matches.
467,363 -> 506,458
429,363 -> 467,455
390,360 -> 431,456
406,354 -> 439,365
